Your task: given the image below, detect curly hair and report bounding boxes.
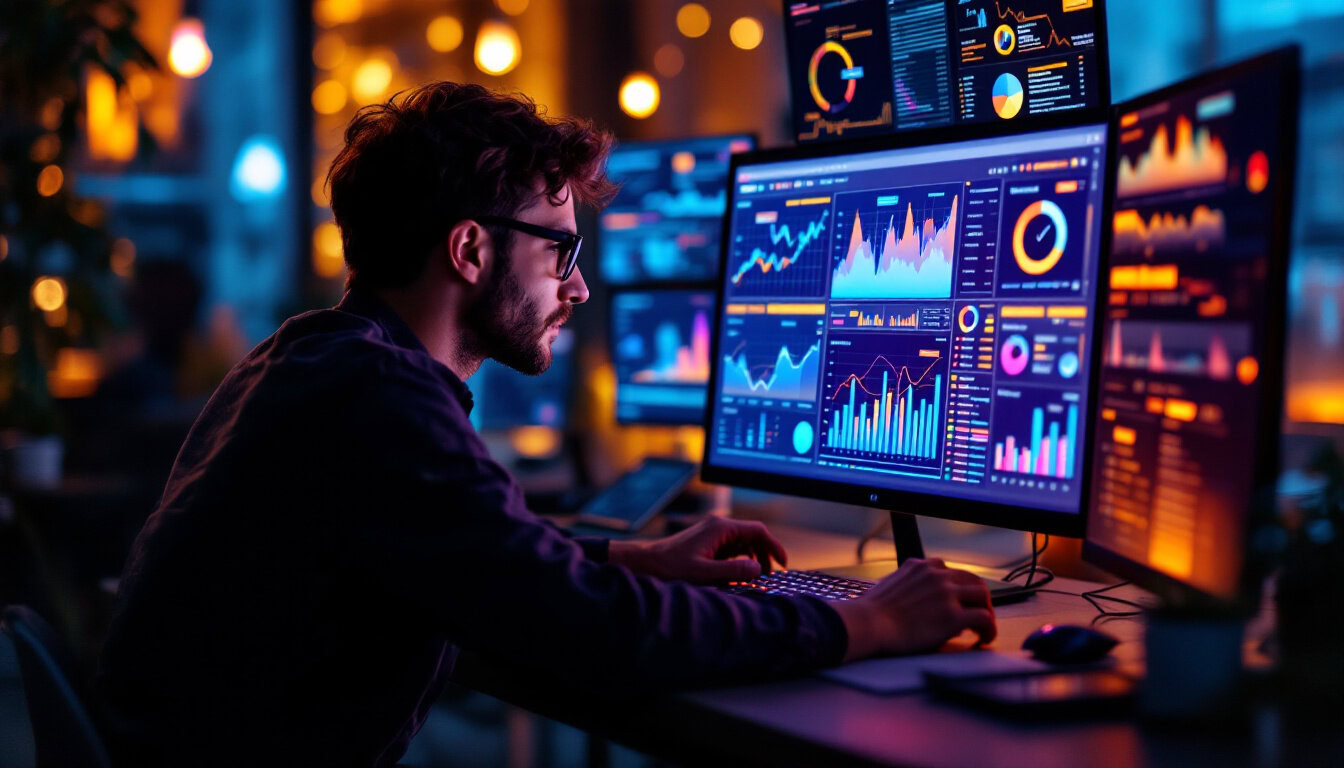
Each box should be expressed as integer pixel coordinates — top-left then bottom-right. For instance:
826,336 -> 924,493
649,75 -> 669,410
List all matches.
326,82 -> 616,290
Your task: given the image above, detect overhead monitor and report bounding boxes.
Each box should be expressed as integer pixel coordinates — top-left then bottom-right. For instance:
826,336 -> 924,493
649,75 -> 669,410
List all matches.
611,288 -> 716,425
783,0 -> 1110,144
1083,48 -> 1300,605
702,118 -> 1110,535
599,135 -> 755,284
468,329 -> 575,432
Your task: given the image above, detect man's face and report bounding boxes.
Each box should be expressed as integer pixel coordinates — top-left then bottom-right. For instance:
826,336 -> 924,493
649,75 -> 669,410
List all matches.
469,186 -> 589,375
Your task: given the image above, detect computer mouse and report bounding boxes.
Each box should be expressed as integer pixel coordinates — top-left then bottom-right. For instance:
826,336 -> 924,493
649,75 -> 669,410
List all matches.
1022,624 -> 1118,664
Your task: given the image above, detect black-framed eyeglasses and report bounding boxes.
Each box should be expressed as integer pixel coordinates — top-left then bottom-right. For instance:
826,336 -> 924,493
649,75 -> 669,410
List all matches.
475,216 -> 583,282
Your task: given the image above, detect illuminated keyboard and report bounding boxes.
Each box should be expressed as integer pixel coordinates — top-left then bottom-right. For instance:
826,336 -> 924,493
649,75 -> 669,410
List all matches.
724,570 -> 874,601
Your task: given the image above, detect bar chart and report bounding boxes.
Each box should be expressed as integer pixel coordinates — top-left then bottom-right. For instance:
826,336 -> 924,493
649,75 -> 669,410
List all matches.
990,393 -> 1079,479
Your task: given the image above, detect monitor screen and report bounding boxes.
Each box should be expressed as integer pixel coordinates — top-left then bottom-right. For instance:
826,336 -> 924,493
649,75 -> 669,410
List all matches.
612,289 -> 715,425
703,121 -> 1109,534
783,0 -> 1109,143
468,329 -> 575,431
1083,49 -> 1299,603
599,135 -> 755,284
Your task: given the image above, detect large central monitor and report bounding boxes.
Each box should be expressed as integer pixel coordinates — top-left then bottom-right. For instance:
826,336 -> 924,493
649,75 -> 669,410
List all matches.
783,0 -> 1110,144
702,119 -> 1110,535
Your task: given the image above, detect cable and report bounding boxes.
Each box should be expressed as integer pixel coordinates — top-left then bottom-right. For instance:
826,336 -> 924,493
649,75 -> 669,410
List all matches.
1034,580 -> 1145,620
1003,533 -> 1052,587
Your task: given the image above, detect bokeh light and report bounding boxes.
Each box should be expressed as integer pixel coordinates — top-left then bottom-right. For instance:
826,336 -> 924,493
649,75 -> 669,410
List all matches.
312,79 -> 348,114
676,4 -> 711,38
313,32 -> 347,69
654,44 -> 685,77
314,0 -> 363,28
494,0 -> 529,16
31,276 -> 67,313
230,136 -> 286,202
475,20 -> 521,75
312,174 -> 330,207
619,72 -> 660,119
110,238 -> 136,278
351,58 -> 394,102
168,18 -> 212,78
29,134 -> 60,164
426,15 -> 464,52
729,17 -> 764,50
313,221 -> 345,278
36,165 -> 64,197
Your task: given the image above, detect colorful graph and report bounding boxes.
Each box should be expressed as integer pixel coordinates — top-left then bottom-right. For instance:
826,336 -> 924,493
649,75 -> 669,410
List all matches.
995,2 -> 1075,51
1117,115 -> 1228,198
729,206 -> 830,296
1000,334 -> 1030,376
809,41 -> 857,113
630,309 -> 711,384
963,7 -> 989,30
1104,319 -> 1250,380
1112,206 -> 1226,256
992,73 -> 1024,119
1012,199 -> 1068,274
721,342 -> 821,401
993,403 -> 1079,479
831,185 -> 958,299
823,350 -> 946,463
854,309 -> 917,327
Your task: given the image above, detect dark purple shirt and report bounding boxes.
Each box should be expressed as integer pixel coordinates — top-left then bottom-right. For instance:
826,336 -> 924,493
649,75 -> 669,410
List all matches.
96,290 -> 847,766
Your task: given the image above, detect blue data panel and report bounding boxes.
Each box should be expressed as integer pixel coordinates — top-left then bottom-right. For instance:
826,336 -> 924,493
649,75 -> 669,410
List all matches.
707,124 -> 1107,516
599,135 -> 754,284
612,290 -> 715,425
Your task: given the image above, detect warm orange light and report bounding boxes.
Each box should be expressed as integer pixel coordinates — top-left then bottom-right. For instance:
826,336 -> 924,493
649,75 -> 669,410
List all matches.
32,276 -> 67,312
729,17 -> 764,50
676,4 -> 711,38
0,326 -> 17,356
0,235 -> 7,262
426,15 -> 464,52
351,58 -> 394,102
510,425 -> 560,458
40,98 -> 64,131
1288,382 -> 1344,425
29,133 -> 60,164
312,79 -> 348,114
1236,356 -> 1259,385
1164,399 -> 1197,422
671,151 -> 695,174
48,348 -> 103,399
127,69 -> 153,101
314,0 -> 363,28
110,238 -> 136,278
474,20 -> 521,75
168,19 -> 212,78
313,221 -> 345,278
494,0 -> 529,15
311,175 -> 330,207
85,68 -> 138,161
619,72 -> 660,119
36,165 -> 63,197
312,32 -> 347,69
654,44 -> 685,77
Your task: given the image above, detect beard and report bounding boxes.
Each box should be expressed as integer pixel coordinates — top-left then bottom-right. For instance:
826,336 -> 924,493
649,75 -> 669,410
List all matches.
466,253 -> 571,375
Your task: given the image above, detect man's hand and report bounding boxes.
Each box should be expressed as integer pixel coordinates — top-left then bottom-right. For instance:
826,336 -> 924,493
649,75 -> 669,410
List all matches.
607,516 -> 787,585
830,558 -> 996,662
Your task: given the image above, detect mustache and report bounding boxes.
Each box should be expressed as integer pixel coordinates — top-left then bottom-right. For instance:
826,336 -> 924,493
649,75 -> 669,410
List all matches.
545,305 -> 572,328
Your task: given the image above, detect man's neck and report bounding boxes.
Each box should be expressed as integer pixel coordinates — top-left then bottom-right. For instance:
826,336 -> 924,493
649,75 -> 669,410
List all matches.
374,284 -> 483,381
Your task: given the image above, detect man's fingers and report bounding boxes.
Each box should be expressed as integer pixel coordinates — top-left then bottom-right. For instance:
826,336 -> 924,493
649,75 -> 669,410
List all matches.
698,557 -> 761,584
952,580 -> 993,610
959,607 -> 997,646
726,519 -> 788,569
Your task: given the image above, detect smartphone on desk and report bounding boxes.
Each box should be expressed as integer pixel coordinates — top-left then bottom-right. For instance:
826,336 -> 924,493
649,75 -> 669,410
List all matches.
925,669 -> 1137,718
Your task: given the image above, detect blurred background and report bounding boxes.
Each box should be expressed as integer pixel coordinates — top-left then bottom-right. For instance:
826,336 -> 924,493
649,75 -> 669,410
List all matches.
0,1 -> 1341,765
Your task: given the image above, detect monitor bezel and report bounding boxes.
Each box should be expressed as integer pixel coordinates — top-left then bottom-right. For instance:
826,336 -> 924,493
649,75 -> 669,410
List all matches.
700,111 -> 1115,537
609,283 -> 718,427
780,0 -> 1113,146
1080,46 -> 1302,608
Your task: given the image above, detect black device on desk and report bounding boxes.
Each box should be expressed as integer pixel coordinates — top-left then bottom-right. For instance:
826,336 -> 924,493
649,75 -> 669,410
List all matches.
700,113 -> 1112,604
574,458 -> 697,532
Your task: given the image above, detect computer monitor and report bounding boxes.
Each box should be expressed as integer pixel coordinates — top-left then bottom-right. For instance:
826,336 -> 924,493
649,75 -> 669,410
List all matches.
611,288 -> 716,425
783,0 -> 1110,144
701,117 -> 1110,536
599,135 -> 756,285
468,329 -> 576,432
1082,48 -> 1301,606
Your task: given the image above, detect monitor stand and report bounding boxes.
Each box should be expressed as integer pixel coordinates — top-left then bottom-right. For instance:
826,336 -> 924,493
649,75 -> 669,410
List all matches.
819,511 -> 1038,605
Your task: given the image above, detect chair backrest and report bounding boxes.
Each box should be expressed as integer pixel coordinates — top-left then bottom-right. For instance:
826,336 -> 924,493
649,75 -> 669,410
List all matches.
0,606 -> 110,768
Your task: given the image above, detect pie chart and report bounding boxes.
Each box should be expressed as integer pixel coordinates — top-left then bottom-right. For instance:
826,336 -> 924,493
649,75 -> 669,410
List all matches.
992,73 -> 1023,120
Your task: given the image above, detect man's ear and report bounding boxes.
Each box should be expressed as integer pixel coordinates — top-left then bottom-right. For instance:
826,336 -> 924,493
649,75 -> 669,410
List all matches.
443,219 -> 492,285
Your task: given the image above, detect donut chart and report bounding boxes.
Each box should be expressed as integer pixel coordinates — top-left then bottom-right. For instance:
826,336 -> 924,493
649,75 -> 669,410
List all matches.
957,305 -> 980,334
991,72 -> 1024,119
808,41 -> 858,114
993,24 -> 1016,56
1012,199 -> 1069,276
1000,334 -> 1030,376
1058,351 -> 1080,379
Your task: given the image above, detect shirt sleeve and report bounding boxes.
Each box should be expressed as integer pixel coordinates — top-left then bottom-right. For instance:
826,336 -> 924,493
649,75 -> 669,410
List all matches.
336,365 -> 848,689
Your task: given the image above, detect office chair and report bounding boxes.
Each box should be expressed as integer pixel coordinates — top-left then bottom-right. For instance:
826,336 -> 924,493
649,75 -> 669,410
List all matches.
0,606 -> 111,768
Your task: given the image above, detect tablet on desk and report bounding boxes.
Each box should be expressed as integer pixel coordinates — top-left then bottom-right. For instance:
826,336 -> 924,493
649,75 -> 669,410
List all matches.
574,458 -> 697,532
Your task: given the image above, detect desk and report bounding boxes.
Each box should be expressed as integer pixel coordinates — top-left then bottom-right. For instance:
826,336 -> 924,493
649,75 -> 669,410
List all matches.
453,523 -> 1338,768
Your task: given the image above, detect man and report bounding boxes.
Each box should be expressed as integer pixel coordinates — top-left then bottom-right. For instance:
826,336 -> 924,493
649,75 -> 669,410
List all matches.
97,83 -> 995,766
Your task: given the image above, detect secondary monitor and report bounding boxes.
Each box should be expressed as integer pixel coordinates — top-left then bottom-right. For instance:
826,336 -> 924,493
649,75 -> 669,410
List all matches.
468,329 -> 575,432
611,288 -> 716,425
783,0 -> 1110,144
599,135 -> 755,284
702,119 -> 1110,535
1083,48 -> 1300,605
